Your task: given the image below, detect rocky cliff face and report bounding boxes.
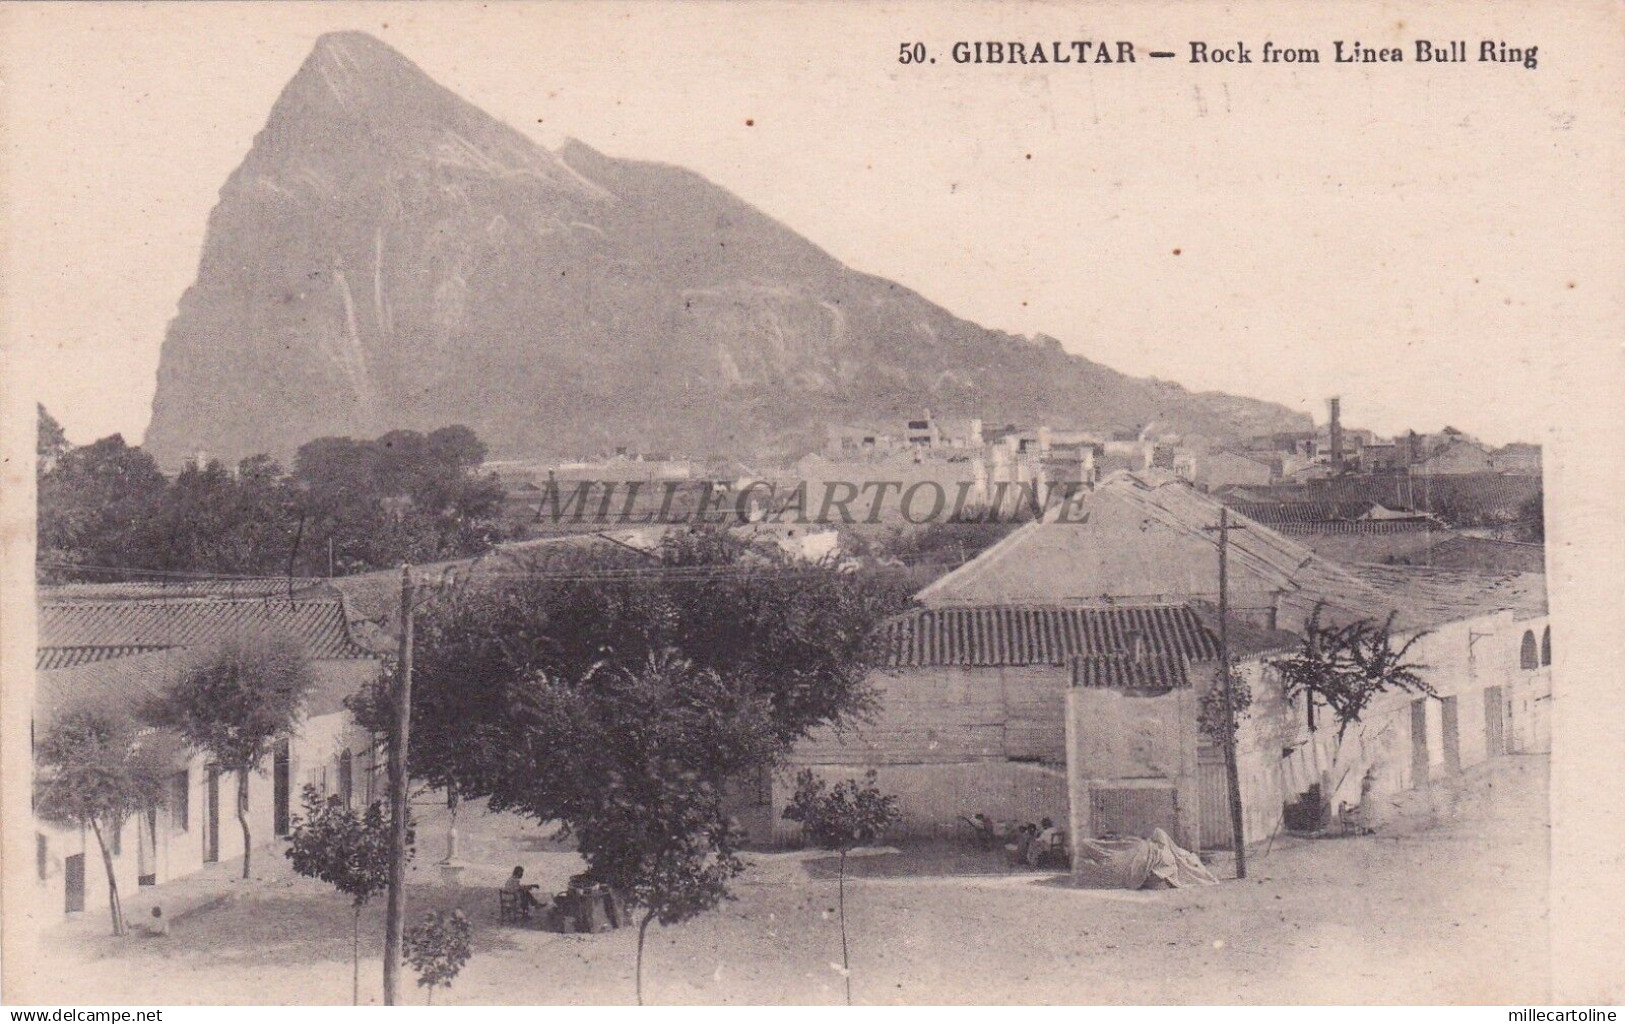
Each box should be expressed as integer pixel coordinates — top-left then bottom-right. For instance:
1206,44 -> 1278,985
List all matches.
144,32 -> 1308,467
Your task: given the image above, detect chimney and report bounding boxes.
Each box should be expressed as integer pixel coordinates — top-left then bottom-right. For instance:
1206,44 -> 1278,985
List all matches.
1328,397 -> 1344,467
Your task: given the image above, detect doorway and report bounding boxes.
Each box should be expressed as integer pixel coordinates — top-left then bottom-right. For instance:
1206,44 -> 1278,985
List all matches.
64,852 -> 85,914
1484,686 -> 1506,756
1440,696 -> 1461,774
204,767 -> 221,864
273,741 -> 291,837
138,805 -> 158,886
1409,699 -> 1430,787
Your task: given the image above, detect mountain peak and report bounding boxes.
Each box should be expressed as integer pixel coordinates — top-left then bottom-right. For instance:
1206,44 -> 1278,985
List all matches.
281,31 -> 443,119
145,36 -> 1309,467
245,32 -> 605,201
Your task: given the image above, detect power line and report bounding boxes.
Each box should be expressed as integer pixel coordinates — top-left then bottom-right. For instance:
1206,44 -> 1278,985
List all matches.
36,555 -> 965,587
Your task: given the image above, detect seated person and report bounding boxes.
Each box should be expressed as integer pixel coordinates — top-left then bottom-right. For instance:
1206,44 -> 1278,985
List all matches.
143,905 -> 170,938
502,866 -> 543,912
1028,817 -> 1063,867
1008,822 -> 1040,864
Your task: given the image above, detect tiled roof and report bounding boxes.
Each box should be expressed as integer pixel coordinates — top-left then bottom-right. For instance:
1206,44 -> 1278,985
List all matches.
39,596 -> 374,661
1274,520 -> 1437,535
1231,474 -> 1541,523
1071,653 -> 1191,690
37,645 -> 172,670
35,649 -> 187,727
1228,501 -> 1383,525
37,646 -> 374,724
879,603 -> 1221,668
41,578 -> 329,602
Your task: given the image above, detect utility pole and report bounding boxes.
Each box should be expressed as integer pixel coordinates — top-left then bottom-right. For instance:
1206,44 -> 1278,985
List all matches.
383,564 -> 414,1005
1205,509 -> 1248,879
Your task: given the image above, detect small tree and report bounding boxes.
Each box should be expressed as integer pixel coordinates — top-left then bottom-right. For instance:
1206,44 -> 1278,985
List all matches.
597,783 -> 745,1007
285,786 -> 409,1003
404,909 -> 472,1005
152,631 -> 315,879
1273,605 -> 1433,819
1197,658 -> 1254,750
503,653 -> 775,1005
33,708 -> 173,936
781,769 -> 900,1005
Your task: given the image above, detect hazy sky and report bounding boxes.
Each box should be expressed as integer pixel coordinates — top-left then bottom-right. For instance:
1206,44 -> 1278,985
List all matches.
3,1 -> 1610,447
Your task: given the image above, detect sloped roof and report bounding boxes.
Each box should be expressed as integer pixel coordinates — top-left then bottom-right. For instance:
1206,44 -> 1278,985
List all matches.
1275,520 -> 1437,535
37,645 -> 173,670
35,648 -> 181,727
1189,601 -> 1302,658
1420,535 -> 1547,574
1072,653 -> 1191,689
1347,563 -> 1548,622
879,603 -> 1221,668
1227,500 -> 1381,526
39,596 -> 374,662
37,645 -> 374,725
41,578 -> 329,602
915,470 -> 1544,632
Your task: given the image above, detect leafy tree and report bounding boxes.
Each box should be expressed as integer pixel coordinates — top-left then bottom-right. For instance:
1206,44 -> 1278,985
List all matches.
293,427 -> 505,572
1276,607 -> 1434,742
37,433 -> 167,578
33,708 -> 174,936
1272,605 -> 1433,820
348,530 -> 912,807
1515,492 -> 1545,543
340,535 -> 908,1004
781,769 -> 899,1005
137,457 -> 298,576
404,909 -> 472,1005
151,631 -> 316,878
37,424 -> 504,583
1197,659 -> 1254,749
37,404 -> 70,474
285,787 -> 409,1004
482,653 -> 774,1005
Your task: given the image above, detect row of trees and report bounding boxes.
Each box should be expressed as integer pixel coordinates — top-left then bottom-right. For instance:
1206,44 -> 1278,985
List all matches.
34,632 -> 320,936
37,406 -> 505,581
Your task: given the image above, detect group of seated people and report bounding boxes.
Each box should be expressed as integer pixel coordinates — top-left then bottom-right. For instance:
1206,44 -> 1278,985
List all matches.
501,866 -> 627,932
1013,817 -> 1068,868
968,814 -> 1068,868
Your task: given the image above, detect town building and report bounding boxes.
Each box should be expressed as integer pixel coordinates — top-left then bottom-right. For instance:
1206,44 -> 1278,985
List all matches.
826,410 -> 983,454
1413,439 -> 1496,476
32,584 -> 380,923
1176,449 -> 1275,492
1490,443 -> 1544,476
766,470 -> 1549,861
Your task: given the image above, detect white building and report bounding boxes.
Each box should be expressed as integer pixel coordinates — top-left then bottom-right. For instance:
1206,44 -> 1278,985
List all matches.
32,586 -> 381,928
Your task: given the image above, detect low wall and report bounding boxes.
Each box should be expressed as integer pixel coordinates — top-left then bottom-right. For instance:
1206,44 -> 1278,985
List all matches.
768,760 -> 1069,845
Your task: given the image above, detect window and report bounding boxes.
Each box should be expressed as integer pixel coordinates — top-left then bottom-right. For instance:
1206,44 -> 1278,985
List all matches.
170,770 -> 190,833
36,833 -> 48,881
1541,626 -> 1551,666
1519,631 -> 1539,670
